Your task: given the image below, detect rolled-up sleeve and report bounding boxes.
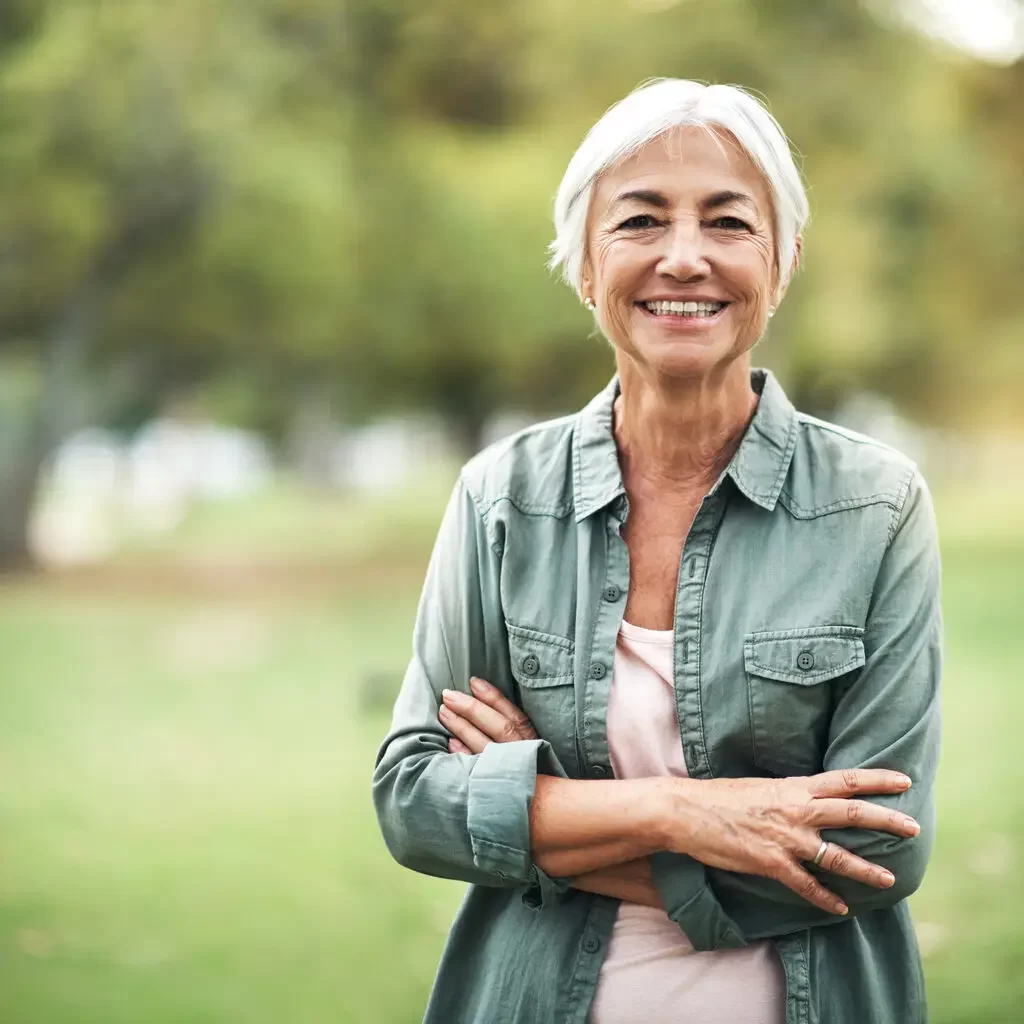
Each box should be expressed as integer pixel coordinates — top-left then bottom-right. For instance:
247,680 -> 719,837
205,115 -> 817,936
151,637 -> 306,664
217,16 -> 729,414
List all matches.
372,476 -> 569,903
662,468 -> 943,946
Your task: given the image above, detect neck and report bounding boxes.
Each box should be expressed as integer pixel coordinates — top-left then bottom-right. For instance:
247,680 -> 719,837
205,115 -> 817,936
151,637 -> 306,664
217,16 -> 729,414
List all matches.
613,357 -> 758,491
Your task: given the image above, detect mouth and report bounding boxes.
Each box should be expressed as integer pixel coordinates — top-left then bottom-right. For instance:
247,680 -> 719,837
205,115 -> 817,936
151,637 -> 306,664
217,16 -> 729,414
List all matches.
637,299 -> 730,320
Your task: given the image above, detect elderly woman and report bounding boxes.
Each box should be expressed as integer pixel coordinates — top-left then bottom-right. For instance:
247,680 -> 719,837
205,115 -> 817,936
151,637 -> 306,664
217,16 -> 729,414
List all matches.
373,79 -> 941,1024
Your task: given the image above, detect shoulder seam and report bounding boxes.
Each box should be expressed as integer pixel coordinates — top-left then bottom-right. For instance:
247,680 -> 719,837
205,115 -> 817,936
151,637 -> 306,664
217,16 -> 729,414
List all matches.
887,465 -> 917,545
478,493 -> 573,520
777,489 -> 905,520
796,412 -> 910,454
458,471 -> 503,556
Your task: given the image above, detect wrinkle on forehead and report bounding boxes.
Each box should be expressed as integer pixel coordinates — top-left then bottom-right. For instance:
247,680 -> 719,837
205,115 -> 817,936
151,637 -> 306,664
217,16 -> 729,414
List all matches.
594,125 -> 773,220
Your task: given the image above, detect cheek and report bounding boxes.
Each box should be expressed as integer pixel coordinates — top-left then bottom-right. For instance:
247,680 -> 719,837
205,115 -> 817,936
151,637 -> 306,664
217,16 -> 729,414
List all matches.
735,239 -> 777,308
590,241 -> 645,339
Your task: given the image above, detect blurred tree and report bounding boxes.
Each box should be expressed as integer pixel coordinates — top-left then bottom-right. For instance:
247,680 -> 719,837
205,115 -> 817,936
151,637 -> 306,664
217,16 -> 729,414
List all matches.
0,1 -> 354,566
0,0 -> 1021,568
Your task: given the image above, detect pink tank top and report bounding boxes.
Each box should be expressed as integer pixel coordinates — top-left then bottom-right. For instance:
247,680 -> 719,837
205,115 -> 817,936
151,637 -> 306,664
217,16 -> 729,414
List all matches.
588,620 -> 786,1024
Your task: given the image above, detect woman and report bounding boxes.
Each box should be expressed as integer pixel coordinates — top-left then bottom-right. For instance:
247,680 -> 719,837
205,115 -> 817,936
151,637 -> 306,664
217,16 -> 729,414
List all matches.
373,79 -> 941,1024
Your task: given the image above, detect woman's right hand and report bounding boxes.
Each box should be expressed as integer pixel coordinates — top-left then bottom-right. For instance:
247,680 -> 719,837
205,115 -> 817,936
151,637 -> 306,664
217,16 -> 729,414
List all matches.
661,769 -> 920,915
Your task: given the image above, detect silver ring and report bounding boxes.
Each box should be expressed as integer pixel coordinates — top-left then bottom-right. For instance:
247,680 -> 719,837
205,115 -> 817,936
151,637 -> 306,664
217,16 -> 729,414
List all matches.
812,840 -> 829,867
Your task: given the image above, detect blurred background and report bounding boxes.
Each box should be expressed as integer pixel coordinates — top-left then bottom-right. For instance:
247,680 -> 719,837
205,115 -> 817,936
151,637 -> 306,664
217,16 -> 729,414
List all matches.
0,0 -> 1022,1021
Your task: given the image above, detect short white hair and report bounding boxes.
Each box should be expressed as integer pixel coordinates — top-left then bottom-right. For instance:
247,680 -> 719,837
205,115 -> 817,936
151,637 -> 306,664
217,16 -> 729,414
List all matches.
549,79 -> 809,299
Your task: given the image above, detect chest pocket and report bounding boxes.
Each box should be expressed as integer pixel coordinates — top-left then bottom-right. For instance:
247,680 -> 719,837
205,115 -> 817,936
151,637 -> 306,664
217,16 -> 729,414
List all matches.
744,626 -> 865,777
506,622 -> 576,762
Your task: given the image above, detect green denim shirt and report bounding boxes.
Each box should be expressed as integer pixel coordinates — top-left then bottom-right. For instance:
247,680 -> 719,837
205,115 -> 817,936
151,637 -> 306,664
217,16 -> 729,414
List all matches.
373,369 -> 942,1024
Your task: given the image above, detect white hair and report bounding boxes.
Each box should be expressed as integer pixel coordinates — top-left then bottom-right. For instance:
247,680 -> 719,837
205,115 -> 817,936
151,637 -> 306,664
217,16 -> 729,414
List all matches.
549,79 -> 809,299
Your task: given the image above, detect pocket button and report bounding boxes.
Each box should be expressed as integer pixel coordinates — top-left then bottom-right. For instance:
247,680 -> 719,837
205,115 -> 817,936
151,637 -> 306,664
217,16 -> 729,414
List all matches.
796,650 -> 815,672
522,654 -> 540,676
589,662 -> 607,680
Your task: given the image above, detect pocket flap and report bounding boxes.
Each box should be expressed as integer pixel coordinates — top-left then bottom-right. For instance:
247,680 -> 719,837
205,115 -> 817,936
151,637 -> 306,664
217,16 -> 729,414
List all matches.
744,627 -> 865,685
506,622 -> 574,689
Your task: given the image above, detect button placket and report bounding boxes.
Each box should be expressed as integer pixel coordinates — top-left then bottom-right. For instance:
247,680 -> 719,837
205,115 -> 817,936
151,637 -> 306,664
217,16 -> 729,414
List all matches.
580,511 -> 628,778
673,493 -> 727,780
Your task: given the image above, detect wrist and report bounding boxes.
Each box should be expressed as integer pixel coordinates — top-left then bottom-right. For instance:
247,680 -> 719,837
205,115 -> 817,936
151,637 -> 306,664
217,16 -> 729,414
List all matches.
643,776 -> 692,852
651,776 -> 706,854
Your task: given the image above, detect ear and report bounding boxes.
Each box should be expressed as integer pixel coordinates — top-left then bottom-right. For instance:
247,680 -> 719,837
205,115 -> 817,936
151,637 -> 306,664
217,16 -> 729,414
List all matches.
580,262 -> 593,303
774,234 -> 802,304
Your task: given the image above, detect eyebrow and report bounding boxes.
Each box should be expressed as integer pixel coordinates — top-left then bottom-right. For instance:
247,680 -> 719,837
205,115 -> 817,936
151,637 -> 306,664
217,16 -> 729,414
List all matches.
704,190 -> 757,212
610,188 -> 758,212
611,189 -> 670,209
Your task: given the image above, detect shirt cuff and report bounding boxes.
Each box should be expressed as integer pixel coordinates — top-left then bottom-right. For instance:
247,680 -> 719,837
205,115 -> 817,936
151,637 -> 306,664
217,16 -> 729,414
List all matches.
466,737 -> 569,903
651,852 -> 746,950
522,864 -> 572,910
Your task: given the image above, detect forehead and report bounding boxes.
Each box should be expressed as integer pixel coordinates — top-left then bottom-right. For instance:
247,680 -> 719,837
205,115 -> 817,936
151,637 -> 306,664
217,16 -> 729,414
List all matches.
593,125 -> 771,211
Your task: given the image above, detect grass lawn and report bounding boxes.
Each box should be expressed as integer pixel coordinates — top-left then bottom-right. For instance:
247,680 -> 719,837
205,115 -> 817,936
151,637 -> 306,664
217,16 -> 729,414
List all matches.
0,481 -> 1021,1023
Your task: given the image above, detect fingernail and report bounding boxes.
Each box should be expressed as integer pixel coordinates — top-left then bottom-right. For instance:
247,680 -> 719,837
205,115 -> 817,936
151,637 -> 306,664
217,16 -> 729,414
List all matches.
898,775 -> 913,788
469,677 -> 485,692
836,903 -> 849,915
904,818 -> 920,836
438,705 -> 452,720
442,689 -> 467,706
880,871 -> 895,888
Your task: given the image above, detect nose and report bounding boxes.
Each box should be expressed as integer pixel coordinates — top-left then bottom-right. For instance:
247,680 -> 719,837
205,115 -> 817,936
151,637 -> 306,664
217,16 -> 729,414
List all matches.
656,217 -> 710,281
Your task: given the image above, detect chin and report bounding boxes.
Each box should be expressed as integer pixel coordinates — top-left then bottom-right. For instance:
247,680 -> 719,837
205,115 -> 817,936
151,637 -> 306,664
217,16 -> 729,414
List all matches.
631,334 -> 737,379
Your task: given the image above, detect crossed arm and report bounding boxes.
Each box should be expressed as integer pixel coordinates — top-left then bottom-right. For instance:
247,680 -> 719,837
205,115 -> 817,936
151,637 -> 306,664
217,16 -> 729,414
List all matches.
373,472 -> 940,946
441,677 -> 918,916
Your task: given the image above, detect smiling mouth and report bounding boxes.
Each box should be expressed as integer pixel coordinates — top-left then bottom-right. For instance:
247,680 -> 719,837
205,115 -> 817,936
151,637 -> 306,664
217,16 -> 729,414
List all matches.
639,300 -> 729,318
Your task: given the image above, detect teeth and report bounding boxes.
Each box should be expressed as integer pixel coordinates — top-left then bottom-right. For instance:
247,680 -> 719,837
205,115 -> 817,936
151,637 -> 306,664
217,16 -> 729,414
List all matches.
644,300 -> 725,317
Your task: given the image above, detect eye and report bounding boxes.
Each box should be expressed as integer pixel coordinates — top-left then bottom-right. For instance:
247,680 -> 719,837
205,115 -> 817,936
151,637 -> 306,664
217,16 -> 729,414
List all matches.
617,214 -> 659,230
709,215 -> 750,231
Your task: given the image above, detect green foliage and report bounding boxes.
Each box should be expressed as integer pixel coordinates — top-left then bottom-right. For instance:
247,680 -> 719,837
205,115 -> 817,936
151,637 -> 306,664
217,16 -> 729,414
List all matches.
0,0 -> 1021,438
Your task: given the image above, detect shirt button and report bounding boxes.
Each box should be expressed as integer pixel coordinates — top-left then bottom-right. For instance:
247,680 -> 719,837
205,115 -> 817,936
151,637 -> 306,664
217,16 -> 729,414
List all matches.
522,654 -> 540,676
796,650 -> 815,672
603,585 -> 621,602
589,662 -> 607,680
590,765 -> 607,779
583,936 -> 601,954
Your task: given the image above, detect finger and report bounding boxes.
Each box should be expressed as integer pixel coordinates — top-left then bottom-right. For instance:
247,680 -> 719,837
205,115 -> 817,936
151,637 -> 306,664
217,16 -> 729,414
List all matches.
806,798 -> 920,838
438,704 -> 491,754
448,737 -> 472,755
776,858 -> 849,915
810,839 -> 897,891
809,769 -> 912,798
469,677 -> 537,739
442,688 -> 524,744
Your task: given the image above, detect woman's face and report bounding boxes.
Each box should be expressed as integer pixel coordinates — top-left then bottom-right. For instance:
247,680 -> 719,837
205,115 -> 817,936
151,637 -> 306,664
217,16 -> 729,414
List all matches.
583,126 -> 791,381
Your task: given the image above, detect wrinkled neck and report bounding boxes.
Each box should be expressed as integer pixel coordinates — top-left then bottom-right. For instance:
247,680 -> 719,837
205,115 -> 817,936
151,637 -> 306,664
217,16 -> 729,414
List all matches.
613,359 -> 757,490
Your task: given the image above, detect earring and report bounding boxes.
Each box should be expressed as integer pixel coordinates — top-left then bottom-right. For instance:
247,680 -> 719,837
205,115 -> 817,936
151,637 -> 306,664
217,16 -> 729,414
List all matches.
583,297 -> 595,311
767,307 -> 776,319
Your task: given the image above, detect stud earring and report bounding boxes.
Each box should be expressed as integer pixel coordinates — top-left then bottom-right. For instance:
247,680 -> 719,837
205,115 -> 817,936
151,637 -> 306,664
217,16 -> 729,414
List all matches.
767,307 -> 776,319
583,297 -> 595,311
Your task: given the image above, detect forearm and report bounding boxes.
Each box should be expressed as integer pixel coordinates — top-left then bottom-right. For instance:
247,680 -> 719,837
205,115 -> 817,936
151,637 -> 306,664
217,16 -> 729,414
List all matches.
573,857 -> 664,909
530,775 -> 670,877
541,837 -> 656,878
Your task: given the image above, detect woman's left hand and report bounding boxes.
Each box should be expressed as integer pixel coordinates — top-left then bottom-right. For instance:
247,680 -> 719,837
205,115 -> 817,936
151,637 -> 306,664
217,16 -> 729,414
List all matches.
439,677 -> 537,752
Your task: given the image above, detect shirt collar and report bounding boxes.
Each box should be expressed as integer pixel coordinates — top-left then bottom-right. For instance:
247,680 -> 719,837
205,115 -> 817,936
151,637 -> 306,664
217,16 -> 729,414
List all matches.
572,367 -> 798,523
